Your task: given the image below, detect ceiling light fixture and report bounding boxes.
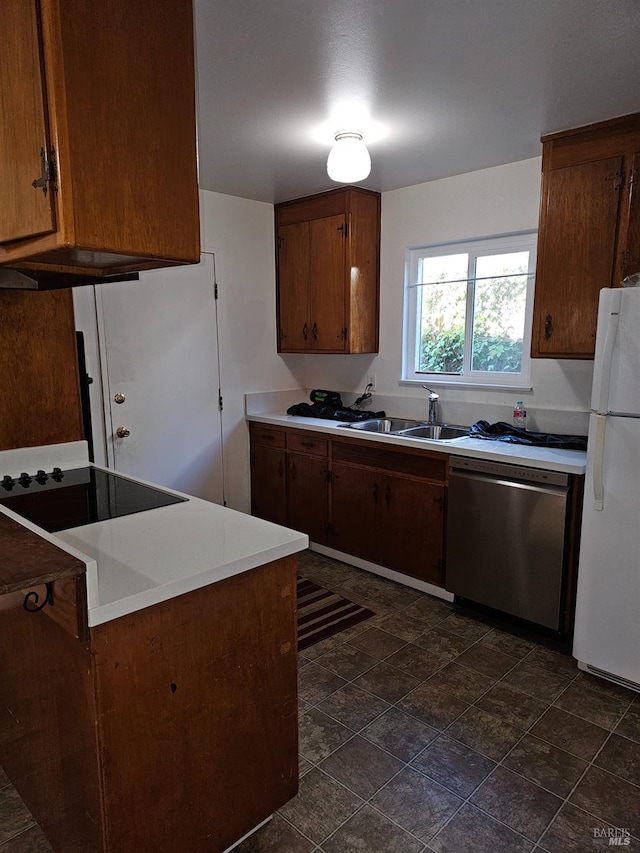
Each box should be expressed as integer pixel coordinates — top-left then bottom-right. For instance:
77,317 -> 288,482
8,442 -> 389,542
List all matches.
327,131 -> 371,183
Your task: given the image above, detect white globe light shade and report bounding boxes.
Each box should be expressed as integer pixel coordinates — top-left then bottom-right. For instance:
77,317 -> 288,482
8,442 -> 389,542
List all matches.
327,132 -> 371,183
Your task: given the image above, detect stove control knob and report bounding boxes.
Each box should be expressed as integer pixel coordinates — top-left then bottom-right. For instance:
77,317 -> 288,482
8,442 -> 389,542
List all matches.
18,472 -> 32,486
35,469 -> 48,484
51,467 -> 64,481
1,475 -> 14,490
116,426 -> 131,438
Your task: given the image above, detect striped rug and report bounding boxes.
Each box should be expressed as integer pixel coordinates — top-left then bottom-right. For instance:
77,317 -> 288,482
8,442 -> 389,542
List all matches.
297,577 -> 375,651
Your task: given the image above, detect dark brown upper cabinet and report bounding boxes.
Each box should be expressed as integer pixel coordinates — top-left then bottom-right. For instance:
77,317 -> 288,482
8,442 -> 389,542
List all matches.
275,187 -> 380,354
0,0 -> 200,290
532,113 -> 640,358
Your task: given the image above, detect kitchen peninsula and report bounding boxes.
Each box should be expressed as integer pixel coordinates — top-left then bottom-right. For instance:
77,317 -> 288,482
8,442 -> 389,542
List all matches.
0,442 -> 307,853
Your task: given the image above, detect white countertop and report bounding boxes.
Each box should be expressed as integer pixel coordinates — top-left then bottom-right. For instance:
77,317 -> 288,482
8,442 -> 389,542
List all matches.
247,413 -> 587,475
0,444 -> 307,627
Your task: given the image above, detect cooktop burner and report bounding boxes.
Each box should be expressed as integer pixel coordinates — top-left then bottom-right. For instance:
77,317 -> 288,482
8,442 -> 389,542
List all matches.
0,466 -> 187,533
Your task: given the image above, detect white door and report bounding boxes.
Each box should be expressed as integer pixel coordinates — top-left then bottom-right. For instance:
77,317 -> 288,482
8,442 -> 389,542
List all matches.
95,254 -> 224,504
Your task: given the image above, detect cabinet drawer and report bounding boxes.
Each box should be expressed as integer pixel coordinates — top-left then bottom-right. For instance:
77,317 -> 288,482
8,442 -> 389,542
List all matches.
287,432 -> 328,456
332,440 -> 447,482
249,424 -> 286,449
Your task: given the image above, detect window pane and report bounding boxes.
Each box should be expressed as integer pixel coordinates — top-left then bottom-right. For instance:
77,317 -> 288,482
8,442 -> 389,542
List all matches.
471,252 -> 529,373
419,253 -> 468,285
418,281 -> 466,374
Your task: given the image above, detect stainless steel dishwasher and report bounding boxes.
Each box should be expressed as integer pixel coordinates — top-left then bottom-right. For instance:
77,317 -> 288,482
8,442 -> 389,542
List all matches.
446,457 -> 570,631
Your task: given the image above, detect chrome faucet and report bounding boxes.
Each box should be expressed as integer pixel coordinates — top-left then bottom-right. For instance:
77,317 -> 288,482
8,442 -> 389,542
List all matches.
422,385 -> 440,424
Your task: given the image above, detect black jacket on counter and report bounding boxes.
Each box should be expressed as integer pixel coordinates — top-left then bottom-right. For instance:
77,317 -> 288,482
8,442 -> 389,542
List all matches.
469,420 -> 587,451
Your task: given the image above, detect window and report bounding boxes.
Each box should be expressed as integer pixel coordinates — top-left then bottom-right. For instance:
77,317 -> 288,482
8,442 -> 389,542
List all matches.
403,231 -> 536,387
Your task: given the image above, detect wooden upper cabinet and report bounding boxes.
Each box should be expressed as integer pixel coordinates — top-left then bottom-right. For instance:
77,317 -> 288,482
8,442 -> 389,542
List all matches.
275,187 -> 380,354
0,0 -> 200,290
532,113 -> 640,359
0,2 -> 56,245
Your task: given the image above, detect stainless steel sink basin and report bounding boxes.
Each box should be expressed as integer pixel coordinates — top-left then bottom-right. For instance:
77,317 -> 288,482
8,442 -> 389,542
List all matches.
339,418 -> 469,441
398,424 -> 469,441
344,418 -> 422,433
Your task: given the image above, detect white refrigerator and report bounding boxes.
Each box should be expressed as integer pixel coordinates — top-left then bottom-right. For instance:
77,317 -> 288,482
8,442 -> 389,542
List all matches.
573,286 -> 640,691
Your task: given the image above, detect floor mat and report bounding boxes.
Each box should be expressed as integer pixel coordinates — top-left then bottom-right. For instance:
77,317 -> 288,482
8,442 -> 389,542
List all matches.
297,576 -> 375,651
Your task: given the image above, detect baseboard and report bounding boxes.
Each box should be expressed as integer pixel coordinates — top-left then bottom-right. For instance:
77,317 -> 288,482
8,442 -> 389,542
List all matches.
309,543 -> 454,602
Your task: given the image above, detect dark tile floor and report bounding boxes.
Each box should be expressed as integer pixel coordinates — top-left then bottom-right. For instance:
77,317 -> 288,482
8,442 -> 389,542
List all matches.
2,550 -> 640,852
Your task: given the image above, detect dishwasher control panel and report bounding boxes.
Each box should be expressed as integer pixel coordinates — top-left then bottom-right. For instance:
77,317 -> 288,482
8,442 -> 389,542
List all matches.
449,456 -> 569,487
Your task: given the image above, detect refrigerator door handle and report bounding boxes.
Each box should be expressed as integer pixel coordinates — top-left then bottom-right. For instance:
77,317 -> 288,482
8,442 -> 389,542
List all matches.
592,414 -> 607,511
592,297 -> 621,415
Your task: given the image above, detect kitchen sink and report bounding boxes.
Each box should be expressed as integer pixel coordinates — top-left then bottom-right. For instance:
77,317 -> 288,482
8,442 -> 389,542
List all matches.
343,418 -> 422,433
397,424 -> 469,441
340,418 -> 469,441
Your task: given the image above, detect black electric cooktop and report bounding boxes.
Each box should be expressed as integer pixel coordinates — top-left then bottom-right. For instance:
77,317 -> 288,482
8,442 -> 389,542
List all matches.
0,466 -> 187,533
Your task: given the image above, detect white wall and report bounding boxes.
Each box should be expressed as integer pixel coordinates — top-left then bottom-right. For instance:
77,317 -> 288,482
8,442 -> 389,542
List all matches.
300,157 -> 594,434
200,191 -> 306,511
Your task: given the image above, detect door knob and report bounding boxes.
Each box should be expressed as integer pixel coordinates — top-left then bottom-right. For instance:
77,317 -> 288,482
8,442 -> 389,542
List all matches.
113,392 -> 125,404
115,426 -> 131,438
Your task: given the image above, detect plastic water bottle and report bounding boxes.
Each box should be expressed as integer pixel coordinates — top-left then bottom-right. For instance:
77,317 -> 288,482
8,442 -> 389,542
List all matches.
512,401 -> 527,430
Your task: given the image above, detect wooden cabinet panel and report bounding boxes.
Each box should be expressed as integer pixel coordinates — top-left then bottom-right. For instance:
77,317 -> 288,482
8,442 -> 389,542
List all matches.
309,214 -> 346,351
533,157 -> 622,357
532,113 -> 640,358
0,1 -> 55,244
0,289 -> 83,450
250,444 -> 287,526
287,432 -> 328,456
0,0 -> 200,288
379,476 -> 444,585
287,452 -> 328,544
250,424 -> 286,449
278,222 -> 309,350
619,150 -> 640,281
248,425 -> 447,588
275,187 -> 380,354
330,462 -> 379,563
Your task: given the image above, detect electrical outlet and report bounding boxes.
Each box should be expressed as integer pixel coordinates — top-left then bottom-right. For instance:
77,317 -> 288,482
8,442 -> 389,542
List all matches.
366,373 -> 376,392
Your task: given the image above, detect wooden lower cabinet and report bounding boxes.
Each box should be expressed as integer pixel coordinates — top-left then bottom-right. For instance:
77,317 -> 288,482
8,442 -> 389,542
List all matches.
330,463 -> 379,563
250,442 -> 287,525
287,451 -> 328,544
330,462 -> 445,585
0,557 -> 298,853
379,474 -> 444,585
248,425 -> 448,588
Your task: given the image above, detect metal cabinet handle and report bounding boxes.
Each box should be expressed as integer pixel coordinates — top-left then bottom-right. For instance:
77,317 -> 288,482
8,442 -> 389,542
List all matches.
312,322 -> 318,340
544,314 -> 553,340
384,485 -> 391,506
302,322 -> 308,340
290,462 -> 297,480
372,482 -> 378,501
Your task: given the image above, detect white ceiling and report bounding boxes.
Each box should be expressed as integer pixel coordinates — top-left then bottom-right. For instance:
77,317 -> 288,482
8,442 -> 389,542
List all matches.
194,0 -> 640,204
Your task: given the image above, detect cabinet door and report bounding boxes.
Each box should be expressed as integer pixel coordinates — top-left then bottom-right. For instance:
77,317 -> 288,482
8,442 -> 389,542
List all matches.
329,463 -> 379,563
379,475 -> 445,586
532,157 -> 623,357
277,222 -> 310,351
287,452 -> 328,544
309,214 -> 347,352
619,150 -> 640,281
0,1 -> 55,244
250,445 -> 287,525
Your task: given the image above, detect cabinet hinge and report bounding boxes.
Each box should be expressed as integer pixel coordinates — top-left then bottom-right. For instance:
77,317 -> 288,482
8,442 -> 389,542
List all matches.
32,146 -> 57,197
338,223 -> 349,239
218,392 -> 223,411
214,281 -> 219,299
629,168 -> 637,189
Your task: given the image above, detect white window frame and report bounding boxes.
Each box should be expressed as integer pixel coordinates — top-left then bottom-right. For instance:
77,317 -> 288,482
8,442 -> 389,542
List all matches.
402,231 -> 537,389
